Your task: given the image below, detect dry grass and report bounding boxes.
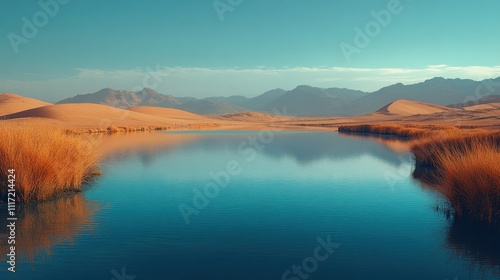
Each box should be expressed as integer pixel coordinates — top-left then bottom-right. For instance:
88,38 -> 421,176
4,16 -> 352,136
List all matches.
411,131 -> 500,224
338,124 -> 459,139
0,122 -> 101,202
340,124 -> 500,225
68,123 -> 220,134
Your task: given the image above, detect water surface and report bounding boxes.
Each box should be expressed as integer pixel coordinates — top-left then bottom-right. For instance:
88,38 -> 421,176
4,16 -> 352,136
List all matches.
1,131 -> 498,279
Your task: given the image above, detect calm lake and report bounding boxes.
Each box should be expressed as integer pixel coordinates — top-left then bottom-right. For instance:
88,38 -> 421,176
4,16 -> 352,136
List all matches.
1,131 -> 499,279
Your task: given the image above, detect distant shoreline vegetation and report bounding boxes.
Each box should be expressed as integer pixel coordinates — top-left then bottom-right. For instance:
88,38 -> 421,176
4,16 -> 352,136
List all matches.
339,124 -> 500,226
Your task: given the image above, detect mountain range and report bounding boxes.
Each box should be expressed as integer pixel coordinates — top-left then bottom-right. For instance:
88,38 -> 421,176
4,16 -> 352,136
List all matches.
57,77 -> 500,116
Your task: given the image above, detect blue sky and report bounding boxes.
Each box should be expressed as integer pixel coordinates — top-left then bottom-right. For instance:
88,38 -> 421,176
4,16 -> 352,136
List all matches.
1,0 -> 499,101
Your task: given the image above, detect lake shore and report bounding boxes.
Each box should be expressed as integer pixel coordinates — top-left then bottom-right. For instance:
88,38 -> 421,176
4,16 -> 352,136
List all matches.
338,124 -> 500,226
1,103 -> 499,224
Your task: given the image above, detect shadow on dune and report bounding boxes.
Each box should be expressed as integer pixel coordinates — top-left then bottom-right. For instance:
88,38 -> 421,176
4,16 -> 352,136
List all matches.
0,193 -> 100,264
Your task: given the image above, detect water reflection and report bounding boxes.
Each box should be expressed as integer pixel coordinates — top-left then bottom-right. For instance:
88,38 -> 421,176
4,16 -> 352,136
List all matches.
445,217 -> 500,276
0,194 -> 99,263
338,131 -> 500,275
101,130 -> 410,168
99,131 -> 204,164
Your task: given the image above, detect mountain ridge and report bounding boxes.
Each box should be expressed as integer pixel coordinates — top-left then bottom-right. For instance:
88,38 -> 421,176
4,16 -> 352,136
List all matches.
54,76 -> 500,116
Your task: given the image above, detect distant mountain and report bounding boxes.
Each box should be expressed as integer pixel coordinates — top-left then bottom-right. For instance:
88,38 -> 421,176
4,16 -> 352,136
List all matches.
261,86 -> 368,116
204,95 -> 249,107
56,77 -> 500,116
203,88 -> 287,110
243,89 -> 288,110
58,88 -> 181,108
58,88 -> 247,115
345,77 -> 500,115
177,100 -> 248,115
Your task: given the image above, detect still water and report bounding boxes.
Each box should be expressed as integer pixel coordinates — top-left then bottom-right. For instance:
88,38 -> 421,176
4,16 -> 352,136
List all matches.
1,131 -> 498,279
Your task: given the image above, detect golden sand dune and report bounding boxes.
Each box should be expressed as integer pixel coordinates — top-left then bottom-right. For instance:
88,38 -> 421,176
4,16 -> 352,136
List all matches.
463,103 -> 500,111
0,93 -> 52,116
3,103 -> 217,129
376,99 -> 454,116
128,106 -> 206,120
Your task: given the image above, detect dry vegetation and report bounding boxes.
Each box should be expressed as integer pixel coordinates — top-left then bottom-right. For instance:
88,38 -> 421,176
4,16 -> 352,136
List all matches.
67,123 -> 221,134
0,122 -> 101,202
412,131 -> 500,224
339,124 -> 500,225
338,123 -> 460,139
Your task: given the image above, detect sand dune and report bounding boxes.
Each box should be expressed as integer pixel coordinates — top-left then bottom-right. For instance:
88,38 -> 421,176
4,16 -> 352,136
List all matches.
1,94 -> 498,132
128,106 -> 206,120
376,99 -> 454,116
0,93 -> 52,116
463,103 -> 500,111
3,103 -> 218,129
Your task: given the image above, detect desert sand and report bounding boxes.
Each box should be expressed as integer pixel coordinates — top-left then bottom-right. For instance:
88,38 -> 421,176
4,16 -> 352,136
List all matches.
1,94 -> 499,132
375,99 -> 455,116
0,93 -> 52,116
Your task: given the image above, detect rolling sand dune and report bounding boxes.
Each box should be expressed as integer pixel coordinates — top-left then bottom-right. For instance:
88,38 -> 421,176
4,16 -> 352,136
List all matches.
463,103 -> 500,111
1,94 -> 498,132
0,93 -> 52,116
3,103 -> 218,129
128,106 -> 206,120
376,99 -> 454,116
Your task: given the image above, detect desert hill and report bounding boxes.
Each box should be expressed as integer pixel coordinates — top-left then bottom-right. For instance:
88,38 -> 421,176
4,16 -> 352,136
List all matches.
376,99 -> 455,116
128,106 -> 206,120
3,103 -> 218,129
0,93 -> 52,116
58,88 -> 247,115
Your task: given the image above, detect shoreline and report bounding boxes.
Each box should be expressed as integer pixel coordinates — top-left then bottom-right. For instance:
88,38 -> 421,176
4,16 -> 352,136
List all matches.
1,118 -> 499,226
339,124 -> 500,226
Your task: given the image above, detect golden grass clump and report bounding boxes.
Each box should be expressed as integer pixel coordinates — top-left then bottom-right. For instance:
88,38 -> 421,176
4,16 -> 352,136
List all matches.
411,131 -> 500,224
0,122 -> 101,202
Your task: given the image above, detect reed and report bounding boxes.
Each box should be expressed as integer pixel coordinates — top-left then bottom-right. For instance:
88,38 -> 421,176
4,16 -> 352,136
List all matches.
411,131 -> 500,224
0,122 -> 101,202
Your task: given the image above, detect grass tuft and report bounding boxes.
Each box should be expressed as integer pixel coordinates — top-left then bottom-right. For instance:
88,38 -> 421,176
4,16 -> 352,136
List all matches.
411,131 -> 500,224
0,122 -> 101,202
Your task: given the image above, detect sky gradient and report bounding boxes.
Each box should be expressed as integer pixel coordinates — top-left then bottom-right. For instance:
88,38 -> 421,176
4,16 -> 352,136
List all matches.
1,0 -> 499,101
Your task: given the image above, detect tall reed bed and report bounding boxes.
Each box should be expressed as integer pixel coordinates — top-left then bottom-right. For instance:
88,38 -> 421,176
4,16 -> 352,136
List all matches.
411,131 -> 500,224
0,122 -> 101,202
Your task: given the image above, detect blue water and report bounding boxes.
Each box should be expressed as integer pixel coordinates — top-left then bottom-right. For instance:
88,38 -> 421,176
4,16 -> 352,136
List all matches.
1,131 -> 498,279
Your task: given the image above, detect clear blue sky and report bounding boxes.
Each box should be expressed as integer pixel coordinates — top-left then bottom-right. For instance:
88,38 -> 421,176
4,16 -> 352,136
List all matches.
1,0 -> 499,101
